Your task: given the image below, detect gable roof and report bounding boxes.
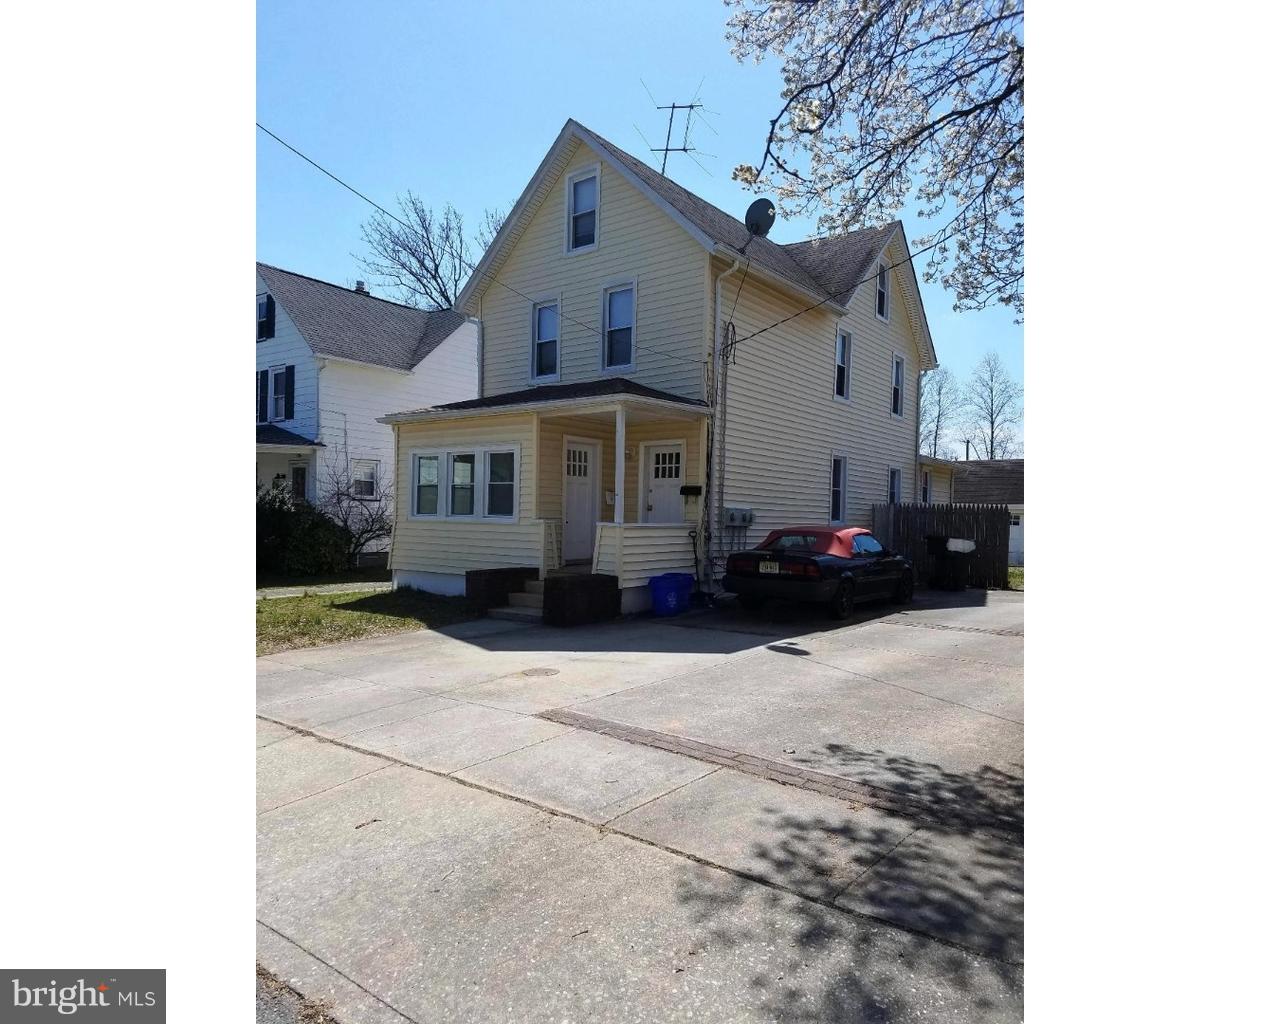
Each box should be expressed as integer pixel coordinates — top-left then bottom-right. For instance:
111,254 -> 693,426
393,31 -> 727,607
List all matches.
256,263 -> 465,372
952,459 -> 1024,504
456,121 -> 935,369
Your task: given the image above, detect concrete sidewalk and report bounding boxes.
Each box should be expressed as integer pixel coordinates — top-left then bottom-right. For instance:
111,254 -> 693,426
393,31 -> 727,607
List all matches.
257,592 -> 1023,1022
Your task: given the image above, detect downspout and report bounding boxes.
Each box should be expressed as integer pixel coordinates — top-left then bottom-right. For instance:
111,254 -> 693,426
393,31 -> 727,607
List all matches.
703,255 -> 742,594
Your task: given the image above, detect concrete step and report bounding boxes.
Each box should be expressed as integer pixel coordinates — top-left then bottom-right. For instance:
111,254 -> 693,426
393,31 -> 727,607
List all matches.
524,579 -> 544,595
488,605 -> 543,623
507,592 -> 544,609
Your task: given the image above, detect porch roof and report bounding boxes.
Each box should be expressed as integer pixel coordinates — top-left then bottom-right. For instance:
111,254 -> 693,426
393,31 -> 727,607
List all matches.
379,377 -> 708,425
257,424 -> 324,450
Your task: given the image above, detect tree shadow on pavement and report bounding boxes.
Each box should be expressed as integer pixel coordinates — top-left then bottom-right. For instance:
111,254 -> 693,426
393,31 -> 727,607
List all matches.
675,746 -> 1023,1022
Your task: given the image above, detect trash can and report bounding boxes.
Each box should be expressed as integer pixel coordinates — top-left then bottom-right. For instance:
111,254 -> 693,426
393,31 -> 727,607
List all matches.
926,536 -> 975,591
649,572 -> 695,616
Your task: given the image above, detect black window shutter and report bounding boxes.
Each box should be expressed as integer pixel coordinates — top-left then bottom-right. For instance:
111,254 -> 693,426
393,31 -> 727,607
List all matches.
257,370 -> 269,424
284,365 -> 295,420
265,295 -> 276,339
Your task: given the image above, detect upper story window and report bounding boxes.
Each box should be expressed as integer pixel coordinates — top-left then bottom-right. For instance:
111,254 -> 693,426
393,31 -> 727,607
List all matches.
567,167 -> 599,252
603,284 -> 635,369
352,460 -> 378,499
257,293 -> 276,340
890,354 -> 905,418
834,329 -> 852,399
258,364 -> 294,424
271,367 -> 288,420
888,467 -> 901,505
532,301 -> 559,381
830,455 -> 847,523
876,263 -> 889,320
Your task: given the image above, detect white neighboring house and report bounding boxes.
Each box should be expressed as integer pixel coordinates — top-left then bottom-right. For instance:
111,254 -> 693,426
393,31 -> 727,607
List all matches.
256,263 -> 479,557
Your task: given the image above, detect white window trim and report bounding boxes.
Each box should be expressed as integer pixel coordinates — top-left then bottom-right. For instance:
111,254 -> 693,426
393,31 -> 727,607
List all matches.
830,453 -> 847,524
834,328 -> 852,401
890,352 -> 906,419
887,466 -> 901,505
408,445 -> 521,523
601,277 -> 638,372
269,364 -> 287,423
876,262 -> 890,322
564,163 -> 601,255
351,459 -> 379,501
530,294 -> 562,384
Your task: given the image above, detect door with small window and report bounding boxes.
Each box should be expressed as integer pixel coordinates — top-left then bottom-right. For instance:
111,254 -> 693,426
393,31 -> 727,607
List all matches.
563,441 -> 599,562
642,444 -> 684,523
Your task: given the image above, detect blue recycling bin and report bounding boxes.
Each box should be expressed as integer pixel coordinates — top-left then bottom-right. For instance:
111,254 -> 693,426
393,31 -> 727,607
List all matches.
649,572 -> 695,616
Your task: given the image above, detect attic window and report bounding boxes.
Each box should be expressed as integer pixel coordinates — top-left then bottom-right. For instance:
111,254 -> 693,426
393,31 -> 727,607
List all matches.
567,168 -> 598,252
876,263 -> 889,320
257,293 -> 275,340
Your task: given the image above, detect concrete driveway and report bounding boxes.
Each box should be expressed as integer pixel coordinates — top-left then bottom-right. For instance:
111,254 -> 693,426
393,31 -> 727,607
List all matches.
258,590 -> 1023,1023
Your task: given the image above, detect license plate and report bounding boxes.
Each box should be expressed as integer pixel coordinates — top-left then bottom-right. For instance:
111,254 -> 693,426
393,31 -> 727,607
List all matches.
758,560 -> 779,574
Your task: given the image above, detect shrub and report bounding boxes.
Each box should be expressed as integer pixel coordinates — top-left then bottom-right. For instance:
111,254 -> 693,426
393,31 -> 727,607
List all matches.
257,484 -> 352,577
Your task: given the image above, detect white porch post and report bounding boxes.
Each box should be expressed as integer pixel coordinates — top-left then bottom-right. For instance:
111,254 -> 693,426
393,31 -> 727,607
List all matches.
614,406 -> 626,524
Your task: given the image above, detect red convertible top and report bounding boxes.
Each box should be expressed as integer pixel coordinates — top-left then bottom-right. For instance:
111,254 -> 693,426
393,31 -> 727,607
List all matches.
755,526 -> 871,557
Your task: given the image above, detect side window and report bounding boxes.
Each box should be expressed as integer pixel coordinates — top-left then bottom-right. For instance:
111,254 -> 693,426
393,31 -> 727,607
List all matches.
888,467 -> 901,505
855,534 -> 885,555
603,285 -> 634,369
834,329 -> 851,399
257,293 -> 275,340
484,450 -> 517,519
352,460 -> 378,499
830,455 -> 846,523
876,263 -> 889,320
921,470 -> 930,505
891,355 -> 905,417
567,169 -> 598,251
532,301 -> 559,381
271,366 -> 287,421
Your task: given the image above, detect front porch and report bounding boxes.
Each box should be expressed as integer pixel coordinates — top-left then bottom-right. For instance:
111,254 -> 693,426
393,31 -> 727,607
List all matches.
256,424 -> 324,503
384,379 -> 708,612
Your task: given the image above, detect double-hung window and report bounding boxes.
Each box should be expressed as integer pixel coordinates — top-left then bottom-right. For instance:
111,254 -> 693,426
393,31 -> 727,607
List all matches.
920,469 -> 931,505
834,329 -> 852,399
352,460 -> 377,499
413,454 -> 440,516
876,262 -> 889,320
412,447 -> 519,521
603,284 -> 635,369
887,467 -> 901,505
271,366 -> 287,421
532,301 -> 559,381
567,168 -> 598,251
257,294 -> 275,339
830,455 -> 847,523
890,355 -> 905,417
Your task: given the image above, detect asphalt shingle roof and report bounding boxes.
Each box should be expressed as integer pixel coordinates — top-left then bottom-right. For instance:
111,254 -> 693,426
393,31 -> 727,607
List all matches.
257,424 -> 323,447
256,263 -> 465,371
952,460 -> 1024,505
572,122 -> 896,309
423,377 -> 706,414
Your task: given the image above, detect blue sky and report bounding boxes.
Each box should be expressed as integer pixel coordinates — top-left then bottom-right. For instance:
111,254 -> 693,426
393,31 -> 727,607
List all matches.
257,0 -> 1022,392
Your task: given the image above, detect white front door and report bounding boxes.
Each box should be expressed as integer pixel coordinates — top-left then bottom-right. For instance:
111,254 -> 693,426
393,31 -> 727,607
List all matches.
642,443 -> 684,523
563,440 -> 598,561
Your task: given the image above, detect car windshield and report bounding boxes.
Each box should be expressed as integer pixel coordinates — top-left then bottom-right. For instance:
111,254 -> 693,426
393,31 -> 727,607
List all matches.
759,532 -> 825,552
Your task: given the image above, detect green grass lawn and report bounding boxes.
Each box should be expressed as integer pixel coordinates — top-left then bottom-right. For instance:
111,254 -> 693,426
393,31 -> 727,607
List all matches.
1008,567 -> 1024,591
256,566 -> 392,591
256,588 -> 484,656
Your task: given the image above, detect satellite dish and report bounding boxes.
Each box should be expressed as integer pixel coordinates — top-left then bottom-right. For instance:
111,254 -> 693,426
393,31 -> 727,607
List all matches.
744,198 -> 776,238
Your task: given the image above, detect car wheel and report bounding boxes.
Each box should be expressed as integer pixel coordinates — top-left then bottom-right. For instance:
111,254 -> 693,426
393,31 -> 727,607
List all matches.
738,595 -> 766,613
829,580 -> 854,620
893,571 -> 914,604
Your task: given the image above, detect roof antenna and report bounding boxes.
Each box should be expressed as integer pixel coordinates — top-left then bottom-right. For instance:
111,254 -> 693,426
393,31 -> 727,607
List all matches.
642,83 -> 711,177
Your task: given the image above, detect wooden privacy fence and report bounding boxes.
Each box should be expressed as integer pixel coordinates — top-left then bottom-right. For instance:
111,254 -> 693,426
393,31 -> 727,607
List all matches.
872,503 -> 1010,590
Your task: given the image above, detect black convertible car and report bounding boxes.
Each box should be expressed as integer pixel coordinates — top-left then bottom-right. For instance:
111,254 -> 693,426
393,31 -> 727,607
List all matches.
722,526 -> 913,618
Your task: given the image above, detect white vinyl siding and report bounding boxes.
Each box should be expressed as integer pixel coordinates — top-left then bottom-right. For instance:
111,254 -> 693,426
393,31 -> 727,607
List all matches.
476,139 -> 708,400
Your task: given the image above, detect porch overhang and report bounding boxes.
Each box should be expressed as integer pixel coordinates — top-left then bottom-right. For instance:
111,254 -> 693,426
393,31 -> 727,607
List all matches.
256,424 -> 325,453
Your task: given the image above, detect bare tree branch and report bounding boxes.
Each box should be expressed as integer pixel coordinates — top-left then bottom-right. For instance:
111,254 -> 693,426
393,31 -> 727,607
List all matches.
315,463 -> 395,568
962,351 -> 1023,459
918,364 -> 961,458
